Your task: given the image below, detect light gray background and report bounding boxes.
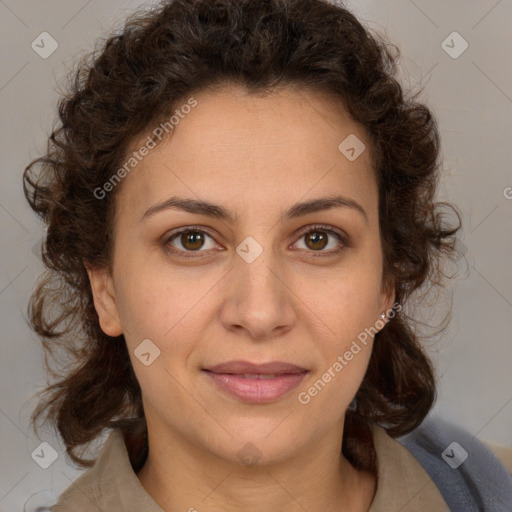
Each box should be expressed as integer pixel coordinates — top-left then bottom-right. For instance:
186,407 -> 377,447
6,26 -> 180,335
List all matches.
1,0 -> 511,510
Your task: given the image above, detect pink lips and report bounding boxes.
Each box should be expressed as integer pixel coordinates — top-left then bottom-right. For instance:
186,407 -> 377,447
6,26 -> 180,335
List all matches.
203,360 -> 308,403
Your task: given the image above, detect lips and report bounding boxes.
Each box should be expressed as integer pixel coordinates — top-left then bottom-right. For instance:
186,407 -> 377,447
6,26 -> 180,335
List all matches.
202,360 -> 308,403
204,360 -> 308,375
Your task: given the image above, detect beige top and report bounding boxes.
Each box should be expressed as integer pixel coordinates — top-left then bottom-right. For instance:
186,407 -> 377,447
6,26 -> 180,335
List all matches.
51,425 -> 511,511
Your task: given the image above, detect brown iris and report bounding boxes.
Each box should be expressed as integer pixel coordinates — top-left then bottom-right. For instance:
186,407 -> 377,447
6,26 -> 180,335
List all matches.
180,231 -> 205,251
304,231 -> 328,251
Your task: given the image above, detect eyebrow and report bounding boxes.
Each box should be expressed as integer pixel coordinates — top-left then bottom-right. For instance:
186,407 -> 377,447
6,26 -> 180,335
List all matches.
140,195 -> 368,225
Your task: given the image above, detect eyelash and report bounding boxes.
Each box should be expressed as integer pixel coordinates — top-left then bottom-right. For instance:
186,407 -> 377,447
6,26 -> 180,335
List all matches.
162,224 -> 350,259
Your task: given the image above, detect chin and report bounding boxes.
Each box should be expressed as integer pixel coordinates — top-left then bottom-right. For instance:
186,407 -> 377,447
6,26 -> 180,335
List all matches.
206,422 -> 308,468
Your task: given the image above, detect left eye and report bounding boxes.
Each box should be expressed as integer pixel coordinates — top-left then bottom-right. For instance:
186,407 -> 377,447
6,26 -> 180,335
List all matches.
293,227 -> 347,253
163,225 -> 347,258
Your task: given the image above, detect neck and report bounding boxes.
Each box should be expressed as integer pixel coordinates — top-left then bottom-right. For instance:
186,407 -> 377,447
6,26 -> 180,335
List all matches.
136,419 -> 377,512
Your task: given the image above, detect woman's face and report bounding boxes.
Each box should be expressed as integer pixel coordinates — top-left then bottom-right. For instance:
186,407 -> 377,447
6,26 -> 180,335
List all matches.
89,83 -> 395,466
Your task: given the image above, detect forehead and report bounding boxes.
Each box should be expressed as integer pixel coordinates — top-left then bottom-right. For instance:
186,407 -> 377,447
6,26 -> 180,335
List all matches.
158,83 -> 370,162
114,83 -> 377,225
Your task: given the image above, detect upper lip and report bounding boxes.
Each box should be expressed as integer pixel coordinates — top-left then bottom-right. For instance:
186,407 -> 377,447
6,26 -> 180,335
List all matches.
203,360 -> 308,375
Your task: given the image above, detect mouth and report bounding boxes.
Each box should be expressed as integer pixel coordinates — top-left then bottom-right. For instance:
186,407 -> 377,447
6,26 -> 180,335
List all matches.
202,360 -> 309,403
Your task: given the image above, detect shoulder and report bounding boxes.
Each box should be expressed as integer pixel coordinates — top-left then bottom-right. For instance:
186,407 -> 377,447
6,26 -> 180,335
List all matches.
484,441 -> 512,475
395,415 -> 512,511
50,430 -> 121,511
369,424 -> 450,511
50,429 -> 162,512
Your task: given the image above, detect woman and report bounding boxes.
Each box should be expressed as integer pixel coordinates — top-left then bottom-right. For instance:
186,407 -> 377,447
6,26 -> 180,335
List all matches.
23,0 -> 512,510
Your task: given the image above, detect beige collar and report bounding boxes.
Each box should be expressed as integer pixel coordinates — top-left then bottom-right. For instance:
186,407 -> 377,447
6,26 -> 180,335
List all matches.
368,424 -> 449,511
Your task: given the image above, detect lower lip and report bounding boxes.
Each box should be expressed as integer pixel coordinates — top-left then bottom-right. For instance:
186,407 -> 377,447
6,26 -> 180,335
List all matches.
203,371 -> 308,403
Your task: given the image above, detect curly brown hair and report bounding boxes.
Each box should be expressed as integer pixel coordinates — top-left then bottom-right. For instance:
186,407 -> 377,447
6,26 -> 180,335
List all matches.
23,0 -> 462,474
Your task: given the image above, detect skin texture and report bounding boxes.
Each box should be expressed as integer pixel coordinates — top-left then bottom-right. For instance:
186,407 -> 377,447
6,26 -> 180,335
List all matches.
87,83 -> 395,512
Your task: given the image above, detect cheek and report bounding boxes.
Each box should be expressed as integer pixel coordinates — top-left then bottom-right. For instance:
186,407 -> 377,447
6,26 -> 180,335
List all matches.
297,285 -> 377,417
298,265 -> 382,400
296,342 -> 373,434
113,249 -> 212,342
307,265 -> 383,343
117,274 -> 204,405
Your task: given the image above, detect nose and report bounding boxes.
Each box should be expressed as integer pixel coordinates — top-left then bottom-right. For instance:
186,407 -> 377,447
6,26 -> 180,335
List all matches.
219,248 -> 296,341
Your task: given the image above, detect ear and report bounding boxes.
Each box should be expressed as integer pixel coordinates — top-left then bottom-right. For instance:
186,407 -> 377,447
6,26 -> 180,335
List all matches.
84,259 -> 123,337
